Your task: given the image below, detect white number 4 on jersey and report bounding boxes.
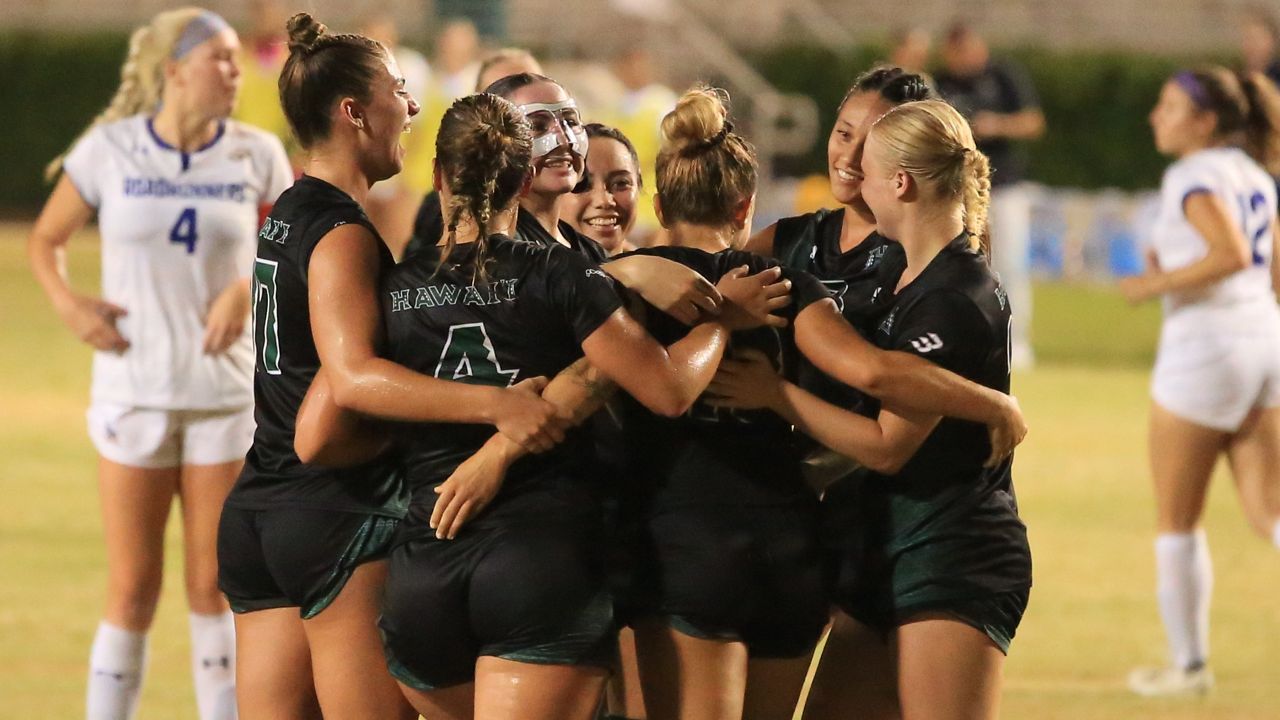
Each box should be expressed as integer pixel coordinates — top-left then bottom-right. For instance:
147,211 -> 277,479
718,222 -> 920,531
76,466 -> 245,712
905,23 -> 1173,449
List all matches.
910,333 -> 943,353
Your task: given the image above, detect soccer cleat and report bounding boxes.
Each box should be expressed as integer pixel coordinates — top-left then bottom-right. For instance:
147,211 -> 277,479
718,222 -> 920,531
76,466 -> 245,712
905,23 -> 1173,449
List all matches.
1127,664 -> 1214,697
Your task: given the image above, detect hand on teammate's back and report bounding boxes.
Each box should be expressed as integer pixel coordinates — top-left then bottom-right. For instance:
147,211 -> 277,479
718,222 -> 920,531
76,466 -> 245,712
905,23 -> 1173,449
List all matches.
632,257 -> 723,326
714,265 -> 792,330
706,348 -> 785,411
493,376 -> 566,453
203,282 -> 251,354
59,293 -> 129,352
431,438 -> 514,539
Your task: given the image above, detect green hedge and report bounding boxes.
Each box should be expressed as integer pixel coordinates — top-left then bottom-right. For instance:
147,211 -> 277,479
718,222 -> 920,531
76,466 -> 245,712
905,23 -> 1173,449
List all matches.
753,44 -> 1189,190
0,33 -> 1208,213
1,33 -> 130,214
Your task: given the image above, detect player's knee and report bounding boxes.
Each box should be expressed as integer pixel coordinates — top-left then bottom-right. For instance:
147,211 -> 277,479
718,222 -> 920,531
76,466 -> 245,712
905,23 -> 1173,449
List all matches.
105,582 -> 163,628
184,572 -> 226,613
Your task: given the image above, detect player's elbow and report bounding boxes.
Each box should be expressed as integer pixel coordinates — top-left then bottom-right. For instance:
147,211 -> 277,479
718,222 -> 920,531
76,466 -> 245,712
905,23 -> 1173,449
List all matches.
325,371 -> 366,411
856,359 -> 892,399
1222,247 -> 1251,274
862,446 -> 912,475
645,388 -> 693,418
294,432 -> 324,465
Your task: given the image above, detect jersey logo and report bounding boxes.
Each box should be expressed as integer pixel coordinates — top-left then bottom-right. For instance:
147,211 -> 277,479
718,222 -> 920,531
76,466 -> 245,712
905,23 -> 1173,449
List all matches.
819,279 -> 848,312
910,333 -> 944,353
585,268 -> 609,281
994,284 -> 1008,310
879,306 -> 899,335
863,244 -> 887,270
258,218 -> 290,244
390,279 -> 519,312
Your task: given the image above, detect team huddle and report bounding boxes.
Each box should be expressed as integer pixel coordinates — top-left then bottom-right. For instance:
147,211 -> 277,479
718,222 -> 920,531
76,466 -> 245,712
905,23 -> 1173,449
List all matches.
26,5 -> 1280,720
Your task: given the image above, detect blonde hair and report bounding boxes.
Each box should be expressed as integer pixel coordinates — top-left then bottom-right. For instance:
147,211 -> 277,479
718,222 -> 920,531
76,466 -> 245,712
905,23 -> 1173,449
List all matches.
45,7 -> 208,181
870,99 -> 991,250
655,86 -> 757,227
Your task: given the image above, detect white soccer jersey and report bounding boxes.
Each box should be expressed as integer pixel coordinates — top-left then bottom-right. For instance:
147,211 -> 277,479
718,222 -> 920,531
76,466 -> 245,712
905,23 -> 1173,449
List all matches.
63,114 -> 292,410
1152,147 -> 1278,323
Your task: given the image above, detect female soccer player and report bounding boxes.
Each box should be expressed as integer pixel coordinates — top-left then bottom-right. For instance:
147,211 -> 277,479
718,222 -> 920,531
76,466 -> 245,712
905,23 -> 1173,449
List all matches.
485,73 -> 722,325
566,123 -> 644,256
750,67 -> 934,330
747,66 -> 936,488
715,100 -> 1032,720
28,9 -> 290,718
1118,66 -> 1280,696
215,15 -> 561,719
430,86 -> 1029,720
370,92 -> 764,720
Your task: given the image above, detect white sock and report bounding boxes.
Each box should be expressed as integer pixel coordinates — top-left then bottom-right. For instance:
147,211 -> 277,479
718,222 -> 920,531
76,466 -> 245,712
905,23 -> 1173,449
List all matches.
189,612 -> 237,720
86,621 -> 147,720
1155,531 -> 1213,670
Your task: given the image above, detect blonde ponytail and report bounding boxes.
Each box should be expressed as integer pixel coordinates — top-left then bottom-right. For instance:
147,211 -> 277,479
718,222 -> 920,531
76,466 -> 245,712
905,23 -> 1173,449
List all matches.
45,7 -> 205,182
871,99 -> 992,253
962,149 -> 992,251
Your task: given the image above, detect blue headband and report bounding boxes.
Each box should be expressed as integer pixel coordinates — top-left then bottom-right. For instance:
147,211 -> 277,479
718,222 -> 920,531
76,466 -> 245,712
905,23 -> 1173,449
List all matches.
172,11 -> 232,60
1172,70 -> 1211,110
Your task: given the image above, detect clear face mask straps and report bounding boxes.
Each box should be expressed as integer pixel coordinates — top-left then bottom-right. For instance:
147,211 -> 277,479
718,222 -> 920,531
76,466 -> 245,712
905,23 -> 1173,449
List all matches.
517,100 -> 589,160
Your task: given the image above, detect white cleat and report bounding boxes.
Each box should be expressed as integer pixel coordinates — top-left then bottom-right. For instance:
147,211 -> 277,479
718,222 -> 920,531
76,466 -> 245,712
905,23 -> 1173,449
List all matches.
1128,665 -> 1214,697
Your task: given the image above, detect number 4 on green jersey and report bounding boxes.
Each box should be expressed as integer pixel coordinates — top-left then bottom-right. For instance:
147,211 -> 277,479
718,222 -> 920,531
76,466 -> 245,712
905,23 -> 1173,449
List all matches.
435,322 -> 519,386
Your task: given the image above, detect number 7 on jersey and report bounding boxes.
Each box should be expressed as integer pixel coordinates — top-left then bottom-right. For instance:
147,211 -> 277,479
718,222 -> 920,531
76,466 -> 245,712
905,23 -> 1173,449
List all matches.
253,259 -> 282,375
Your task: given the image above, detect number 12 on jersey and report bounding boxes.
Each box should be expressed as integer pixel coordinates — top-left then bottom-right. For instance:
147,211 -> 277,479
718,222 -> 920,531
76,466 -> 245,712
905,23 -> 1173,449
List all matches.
253,259 -> 282,375
1240,191 -> 1272,267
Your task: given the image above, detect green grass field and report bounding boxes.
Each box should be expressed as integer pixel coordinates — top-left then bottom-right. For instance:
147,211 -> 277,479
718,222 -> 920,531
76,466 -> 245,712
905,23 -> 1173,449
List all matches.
1,222 -> 1277,719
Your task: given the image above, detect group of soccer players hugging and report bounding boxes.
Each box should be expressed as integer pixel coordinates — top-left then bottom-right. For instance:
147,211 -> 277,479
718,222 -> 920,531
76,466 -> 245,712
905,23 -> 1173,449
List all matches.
33,3 -> 1280,720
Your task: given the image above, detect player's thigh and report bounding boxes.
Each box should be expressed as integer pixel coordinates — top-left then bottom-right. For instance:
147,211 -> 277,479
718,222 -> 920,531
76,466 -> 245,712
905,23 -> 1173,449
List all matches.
474,656 -> 606,720
397,681 -> 475,720
179,458 -> 240,611
800,610 -> 899,720
895,615 -> 1004,720
233,607 -> 321,720
632,618 -> 748,720
1226,405 -> 1280,537
743,654 -> 812,720
98,456 -> 180,629
605,627 -> 646,720
1148,401 -> 1229,532
303,559 -> 416,720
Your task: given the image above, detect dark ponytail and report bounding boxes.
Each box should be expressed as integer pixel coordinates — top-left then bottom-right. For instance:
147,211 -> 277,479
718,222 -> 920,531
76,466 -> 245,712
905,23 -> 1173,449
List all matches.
1240,72 -> 1280,175
839,65 -> 936,111
1175,66 -> 1280,173
435,93 -> 533,281
278,13 -> 387,148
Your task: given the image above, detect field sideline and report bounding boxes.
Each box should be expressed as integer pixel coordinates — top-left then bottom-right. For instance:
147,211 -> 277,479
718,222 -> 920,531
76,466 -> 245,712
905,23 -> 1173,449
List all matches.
1,222 -> 1277,719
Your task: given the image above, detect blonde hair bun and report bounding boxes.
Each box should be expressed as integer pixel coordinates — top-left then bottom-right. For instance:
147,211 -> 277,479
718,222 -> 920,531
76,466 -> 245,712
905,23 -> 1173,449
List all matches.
661,86 -> 731,157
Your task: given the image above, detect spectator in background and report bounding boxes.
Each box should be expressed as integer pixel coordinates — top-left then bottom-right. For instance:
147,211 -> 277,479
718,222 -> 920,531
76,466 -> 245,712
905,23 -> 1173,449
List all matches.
889,26 -> 933,74
406,48 -> 544,260
433,18 -> 482,99
234,0 -> 294,162
360,12 -> 433,255
1241,6 -> 1280,87
602,46 -> 677,245
935,21 -> 1045,370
